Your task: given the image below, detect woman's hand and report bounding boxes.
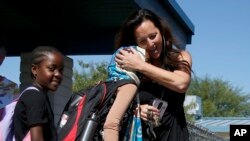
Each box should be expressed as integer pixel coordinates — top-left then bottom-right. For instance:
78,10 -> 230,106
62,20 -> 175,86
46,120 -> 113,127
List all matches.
140,104 -> 160,121
115,47 -> 144,71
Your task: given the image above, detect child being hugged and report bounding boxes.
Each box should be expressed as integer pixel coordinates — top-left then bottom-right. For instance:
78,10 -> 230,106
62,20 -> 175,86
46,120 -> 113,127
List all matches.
103,45 -> 149,141
14,46 -> 64,141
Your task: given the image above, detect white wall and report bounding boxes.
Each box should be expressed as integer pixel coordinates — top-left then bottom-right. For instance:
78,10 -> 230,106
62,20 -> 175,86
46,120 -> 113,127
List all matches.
184,95 -> 202,117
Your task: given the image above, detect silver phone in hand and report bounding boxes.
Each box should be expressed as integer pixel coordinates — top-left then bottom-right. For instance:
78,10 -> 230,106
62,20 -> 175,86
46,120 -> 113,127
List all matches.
152,98 -> 168,119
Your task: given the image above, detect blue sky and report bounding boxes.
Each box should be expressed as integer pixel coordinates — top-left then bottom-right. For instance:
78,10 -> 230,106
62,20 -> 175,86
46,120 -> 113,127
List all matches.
176,0 -> 250,94
1,0 -> 250,94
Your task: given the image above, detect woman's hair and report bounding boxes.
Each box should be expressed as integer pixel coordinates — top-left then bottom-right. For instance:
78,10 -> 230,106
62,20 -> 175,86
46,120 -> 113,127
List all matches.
114,9 -> 191,74
30,46 -> 63,78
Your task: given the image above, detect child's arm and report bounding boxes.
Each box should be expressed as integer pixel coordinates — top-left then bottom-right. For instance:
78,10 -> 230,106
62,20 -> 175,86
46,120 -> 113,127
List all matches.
30,125 -> 44,141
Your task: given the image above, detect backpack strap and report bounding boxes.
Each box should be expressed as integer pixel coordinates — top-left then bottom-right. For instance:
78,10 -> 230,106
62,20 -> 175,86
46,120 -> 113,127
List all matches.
97,80 -> 135,110
97,82 -> 107,110
17,86 -> 39,100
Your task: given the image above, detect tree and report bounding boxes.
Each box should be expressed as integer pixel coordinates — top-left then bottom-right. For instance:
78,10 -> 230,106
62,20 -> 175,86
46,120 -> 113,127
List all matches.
72,60 -> 108,93
186,75 -> 250,117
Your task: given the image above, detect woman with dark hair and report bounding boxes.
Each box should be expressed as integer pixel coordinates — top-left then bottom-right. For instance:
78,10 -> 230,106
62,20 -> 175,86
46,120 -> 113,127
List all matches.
115,9 -> 192,141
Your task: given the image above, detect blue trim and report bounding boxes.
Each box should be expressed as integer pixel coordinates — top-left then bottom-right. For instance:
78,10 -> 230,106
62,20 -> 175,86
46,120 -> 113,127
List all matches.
166,0 -> 194,35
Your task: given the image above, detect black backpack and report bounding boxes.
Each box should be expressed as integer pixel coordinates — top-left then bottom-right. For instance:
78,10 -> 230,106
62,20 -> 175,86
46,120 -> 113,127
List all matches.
57,80 -> 135,141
